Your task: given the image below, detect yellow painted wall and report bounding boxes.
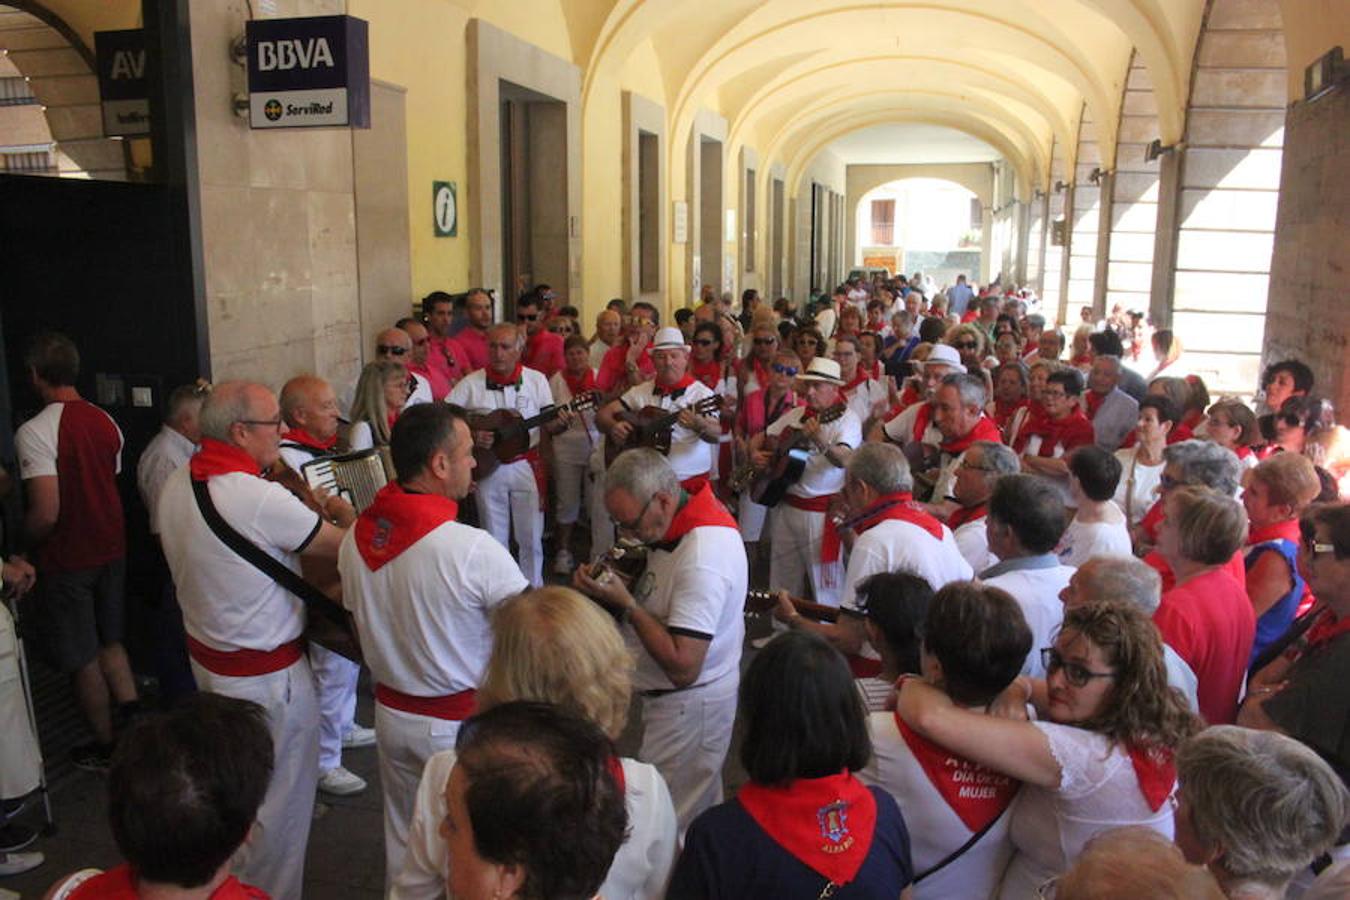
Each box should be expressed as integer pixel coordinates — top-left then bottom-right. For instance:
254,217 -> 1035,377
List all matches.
30,0 -> 139,54
1281,1 -> 1350,100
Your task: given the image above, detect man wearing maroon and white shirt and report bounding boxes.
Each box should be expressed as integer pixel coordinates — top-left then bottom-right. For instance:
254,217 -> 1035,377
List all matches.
337,403 -> 527,885
157,381 -> 353,900
15,331 -> 137,772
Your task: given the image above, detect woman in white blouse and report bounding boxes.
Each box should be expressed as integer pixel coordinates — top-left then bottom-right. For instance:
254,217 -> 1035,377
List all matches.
896,598 -> 1201,898
1058,446 -> 1132,567
392,587 -> 677,900
1113,395 -> 1179,533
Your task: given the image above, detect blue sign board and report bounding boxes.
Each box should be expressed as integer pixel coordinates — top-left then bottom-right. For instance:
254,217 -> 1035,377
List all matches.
245,15 -> 369,129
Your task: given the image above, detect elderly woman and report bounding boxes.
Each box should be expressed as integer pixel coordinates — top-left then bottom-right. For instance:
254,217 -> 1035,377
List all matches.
439,702 -> 628,900
1174,726 -> 1348,900
896,599 -> 1202,897
987,361 -> 1029,439
944,322 -> 989,373
395,587 -> 678,900
348,360 -> 412,450
1154,487 -> 1253,725
1005,359 -> 1059,449
1114,396 -> 1181,534
1135,440 -> 1244,579
1242,453 -> 1323,663
1205,400 -> 1260,471
670,631 -> 915,898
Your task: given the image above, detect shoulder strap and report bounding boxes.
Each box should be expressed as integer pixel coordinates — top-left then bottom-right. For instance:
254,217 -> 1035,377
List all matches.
913,803 -> 1009,884
190,478 -> 347,630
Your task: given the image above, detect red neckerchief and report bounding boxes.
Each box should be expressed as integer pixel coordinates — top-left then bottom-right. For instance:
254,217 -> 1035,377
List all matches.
940,415 -> 1003,455
1084,390 -> 1108,420
866,361 -> 883,380
1140,498 -> 1165,543
898,383 -> 921,408
354,482 -> 460,571
1306,609 -> 1350,649
386,409 -> 400,432
1020,410 -> 1094,457
840,368 -> 869,396
911,401 -> 936,444
895,716 -> 1017,831
737,771 -> 877,887
561,367 -> 596,397
660,484 -> 737,545
1120,421 -> 1194,450
607,756 -> 626,794
1070,353 -> 1093,368
1126,743 -> 1176,812
690,358 -> 723,390
189,438 -> 261,481
1247,518 -> 1301,548
486,364 -> 523,389
1235,445 -> 1254,461
992,397 -> 1029,431
654,373 -> 697,397
67,865 -> 268,900
1182,408 -> 1205,431
280,428 -> 337,452
948,503 -> 988,529
822,493 -> 940,563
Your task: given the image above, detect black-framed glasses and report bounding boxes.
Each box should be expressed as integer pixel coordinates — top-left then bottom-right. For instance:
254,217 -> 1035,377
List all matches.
517,312 -> 539,322
613,495 -> 656,533
1041,648 -> 1115,688
771,363 -> 798,377
376,344 -> 409,356
1299,522 -> 1337,557
238,416 -> 283,429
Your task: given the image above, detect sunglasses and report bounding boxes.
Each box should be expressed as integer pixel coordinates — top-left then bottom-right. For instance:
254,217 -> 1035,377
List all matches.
1041,648 -> 1115,688
376,344 -> 409,356
693,338 -> 717,346
517,312 -> 539,321
771,363 -> 798,376
952,341 -> 979,351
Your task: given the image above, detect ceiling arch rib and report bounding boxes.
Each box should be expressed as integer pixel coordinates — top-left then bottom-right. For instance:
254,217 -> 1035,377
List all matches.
1076,0 -> 1188,143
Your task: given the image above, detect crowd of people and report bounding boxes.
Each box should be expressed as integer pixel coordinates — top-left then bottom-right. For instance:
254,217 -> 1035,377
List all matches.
0,270 -> 1348,899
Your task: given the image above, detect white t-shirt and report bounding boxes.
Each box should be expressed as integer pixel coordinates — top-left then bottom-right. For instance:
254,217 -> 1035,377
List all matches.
628,521 -> 747,691
882,400 -> 942,447
861,711 -> 1016,900
766,405 -> 862,499
1112,448 -> 1164,526
549,371 -> 600,466
842,377 -> 889,429
136,425 -> 194,535
997,722 -> 1174,899
839,519 -> 973,612
158,468 -> 321,652
953,516 -> 998,573
981,561 -> 1075,677
393,751 -> 677,900
618,379 -> 717,482
337,520 -> 527,696
1055,514 -> 1132,568
408,371 -> 434,408
447,367 -> 555,453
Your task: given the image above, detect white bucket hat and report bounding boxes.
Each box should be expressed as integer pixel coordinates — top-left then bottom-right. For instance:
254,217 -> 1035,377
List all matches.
796,357 -> 845,385
651,326 -> 689,351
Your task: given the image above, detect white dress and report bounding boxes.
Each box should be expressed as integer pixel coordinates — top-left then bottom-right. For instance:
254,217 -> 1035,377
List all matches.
997,722 -> 1175,898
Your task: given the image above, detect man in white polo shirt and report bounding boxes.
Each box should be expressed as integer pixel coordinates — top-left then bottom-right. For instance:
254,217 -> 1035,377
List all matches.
947,440 -> 1020,573
337,403 -> 527,885
157,381 -> 354,900
447,322 -> 554,586
596,326 -> 721,494
575,449 -> 746,832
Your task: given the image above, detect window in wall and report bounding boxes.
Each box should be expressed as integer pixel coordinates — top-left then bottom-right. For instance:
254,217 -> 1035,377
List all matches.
970,197 -> 983,229
870,199 -> 895,245
744,168 -> 756,272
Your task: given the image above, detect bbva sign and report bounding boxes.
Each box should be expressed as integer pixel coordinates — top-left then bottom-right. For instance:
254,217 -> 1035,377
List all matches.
246,15 -> 369,129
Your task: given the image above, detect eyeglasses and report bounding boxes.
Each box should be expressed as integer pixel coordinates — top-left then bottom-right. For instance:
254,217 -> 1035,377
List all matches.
771,363 -> 798,377
952,341 -> 979,351
1299,526 -> 1338,557
753,337 -> 778,346
613,495 -> 656,533
693,338 -> 717,346
1041,647 -> 1115,688
517,312 -> 539,321
238,416 -> 283,430
1159,474 -> 1181,491
376,344 -> 409,356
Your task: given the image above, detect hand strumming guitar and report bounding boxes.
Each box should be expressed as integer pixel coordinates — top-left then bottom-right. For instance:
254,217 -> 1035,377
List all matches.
473,428 -> 496,450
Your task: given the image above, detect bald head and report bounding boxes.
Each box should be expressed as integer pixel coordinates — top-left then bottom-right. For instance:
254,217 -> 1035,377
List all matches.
375,327 -> 412,361
487,322 -> 523,376
279,374 -> 339,441
596,309 -> 622,345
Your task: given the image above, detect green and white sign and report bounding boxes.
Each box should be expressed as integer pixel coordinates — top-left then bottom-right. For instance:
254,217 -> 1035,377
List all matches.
433,181 -> 457,237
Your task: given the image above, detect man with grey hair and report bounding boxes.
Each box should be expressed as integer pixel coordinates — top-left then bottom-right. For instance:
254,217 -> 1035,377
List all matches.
1059,555 -> 1199,711
574,448 -> 746,832
156,381 -> 354,900
923,371 -> 1005,513
1140,439 -> 1244,591
773,442 -> 972,661
1084,354 -> 1139,452
949,440 -> 1020,571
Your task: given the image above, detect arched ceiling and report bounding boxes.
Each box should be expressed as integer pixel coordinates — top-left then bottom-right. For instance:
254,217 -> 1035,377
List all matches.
827,124 -> 998,165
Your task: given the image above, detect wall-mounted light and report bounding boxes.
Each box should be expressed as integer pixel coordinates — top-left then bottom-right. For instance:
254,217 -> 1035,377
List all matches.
1053,180 -> 1068,194
1087,167 -> 1107,185
1305,46 -> 1345,102
1145,139 -> 1179,163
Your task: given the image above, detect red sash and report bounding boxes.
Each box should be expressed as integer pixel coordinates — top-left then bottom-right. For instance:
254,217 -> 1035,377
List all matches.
67,864 -> 269,900
661,484 -> 737,544
948,504 -> 988,530
654,373 -> 697,397
189,438 -> 260,481
187,635 -> 304,678
940,415 -> 1003,456
375,683 -> 476,720
280,428 -> 337,451
354,483 -> 460,571
1126,743 -> 1176,812
896,716 -> 1017,831
485,364 -> 524,389
737,771 -> 877,887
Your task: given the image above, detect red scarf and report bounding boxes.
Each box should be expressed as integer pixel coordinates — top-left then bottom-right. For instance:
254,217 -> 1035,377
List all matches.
1247,518 -> 1301,548
822,493 -> 941,563
189,438 -> 261,481
840,368 -> 869,396
607,756 -> 627,794
1126,744 -> 1176,813
911,401 -> 936,444
992,397 -> 1029,432
1018,410 -> 1094,457
690,358 -> 723,390
1121,421 -> 1195,450
1084,390 -> 1108,420
1139,498 -> 1166,544
486,363 -> 523,389
898,383 -> 921,409
281,428 -> 337,452
737,772 -> 877,887
67,865 -> 268,900
654,372 -> 697,397
896,717 -> 1017,831
660,484 -> 737,545
1306,608 -> 1350,650
940,414 -> 1003,456
561,367 -> 596,398
354,483 -> 460,571
1235,445 -> 1254,461
948,503 -> 988,530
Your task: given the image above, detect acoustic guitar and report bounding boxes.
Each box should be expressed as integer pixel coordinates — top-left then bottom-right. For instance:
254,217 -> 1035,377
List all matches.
466,391 -> 599,478
603,395 -> 723,466
749,403 -> 848,507
743,589 -> 840,623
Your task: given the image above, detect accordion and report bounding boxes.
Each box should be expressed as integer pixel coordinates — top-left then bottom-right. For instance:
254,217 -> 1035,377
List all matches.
300,448 -> 390,512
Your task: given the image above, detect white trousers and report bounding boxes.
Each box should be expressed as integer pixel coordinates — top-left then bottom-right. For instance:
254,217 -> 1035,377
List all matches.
768,503 -> 843,607
309,643 -> 358,772
737,492 -> 769,543
553,452 -> 588,525
191,656 -> 318,900
0,605 -> 41,799
375,703 -> 462,892
473,459 -> 543,586
638,671 -> 738,834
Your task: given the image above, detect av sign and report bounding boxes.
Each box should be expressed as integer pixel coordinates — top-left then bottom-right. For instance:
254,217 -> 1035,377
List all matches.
94,29 -> 150,137
246,15 -> 370,129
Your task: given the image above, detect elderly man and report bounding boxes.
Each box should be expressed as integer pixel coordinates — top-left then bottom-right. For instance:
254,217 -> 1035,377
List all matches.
1088,330 -> 1148,401
399,316 -> 463,399
923,372 -> 1005,512
517,291 -> 565,378
157,381 -> 354,900
338,404 -> 526,883
981,474 -> 1075,678
1083,353 -> 1140,451
873,343 -> 966,448
589,307 -> 623,370
1139,440 -> 1246,591
447,323 -> 554,586
277,375 -> 374,797
575,449 -> 746,832
374,328 -> 433,406
949,439 -> 1021,572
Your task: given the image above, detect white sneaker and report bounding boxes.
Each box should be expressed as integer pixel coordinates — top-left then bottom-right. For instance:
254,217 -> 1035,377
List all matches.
0,850 -> 44,877
553,549 -> 576,575
341,725 -> 376,749
318,766 -> 367,796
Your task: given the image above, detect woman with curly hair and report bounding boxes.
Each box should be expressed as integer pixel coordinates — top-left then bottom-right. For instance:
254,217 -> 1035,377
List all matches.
944,322 -> 989,373
896,599 -> 1202,898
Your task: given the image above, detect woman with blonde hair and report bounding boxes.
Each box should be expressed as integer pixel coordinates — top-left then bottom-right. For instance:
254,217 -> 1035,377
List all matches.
348,360 -> 413,450
944,322 -> 989,372
393,587 -> 678,900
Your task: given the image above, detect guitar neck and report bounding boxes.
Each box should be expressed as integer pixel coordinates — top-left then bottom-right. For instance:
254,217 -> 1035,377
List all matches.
746,590 -> 840,623
520,396 -> 590,431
